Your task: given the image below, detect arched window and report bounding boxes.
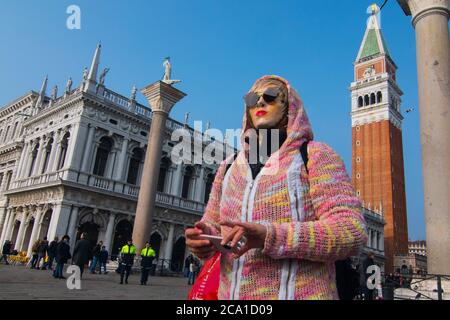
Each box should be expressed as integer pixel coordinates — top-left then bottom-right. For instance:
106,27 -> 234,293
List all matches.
358,97 -> 364,108
28,143 -> 39,176
204,172 -> 215,203
41,138 -> 53,174
93,137 -> 113,177
57,133 -> 70,170
181,166 -> 194,199
156,157 -> 170,192
364,95 -> 370,106
370,93 -> 376,105
377,92 -> 382,103
127,148 -> 144,185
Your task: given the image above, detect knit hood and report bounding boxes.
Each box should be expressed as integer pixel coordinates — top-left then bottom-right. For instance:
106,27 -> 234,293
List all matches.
240,75 -> 314,157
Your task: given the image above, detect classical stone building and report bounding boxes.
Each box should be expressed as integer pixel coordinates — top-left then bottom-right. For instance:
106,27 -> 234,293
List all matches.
409,240 -> 427,257
350,6 -> 408,273
0,45 -> 223,271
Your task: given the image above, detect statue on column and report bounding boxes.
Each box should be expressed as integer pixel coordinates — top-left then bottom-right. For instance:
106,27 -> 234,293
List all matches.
99,67 -> 110,86
82,67 -> 88,82
65,77 -> 73,94
184,112 -> 190,127
162,57 -> 181,85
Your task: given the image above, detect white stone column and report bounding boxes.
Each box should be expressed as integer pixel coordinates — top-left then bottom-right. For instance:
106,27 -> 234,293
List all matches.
15,142 -> 30,179
27,206 -> 43,257
104,212 -> 116,253
367,229 -> 372,248
114,137 -> 129,181
14,210 -> 28,251
4,209 -> 16,243
67,122 -> 87,172
47,131 -> 60,173
0,208 -> 12,245
163,224 -> 175,261
32,139 -> 46,176
0,207 -> 6,237
81,125 -> 95,173
22,142 -> 36,177
194,167 -> 205,202
67,206 -> 80,249
47,203 -> 72,241
171,164 -> 183,196
51,133 -> 64,172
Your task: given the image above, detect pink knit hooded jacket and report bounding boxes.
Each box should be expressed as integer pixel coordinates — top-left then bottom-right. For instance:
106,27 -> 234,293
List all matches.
201,75 -> 367,300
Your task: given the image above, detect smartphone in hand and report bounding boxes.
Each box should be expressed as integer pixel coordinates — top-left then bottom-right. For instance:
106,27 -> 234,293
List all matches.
198,234 -> 234,254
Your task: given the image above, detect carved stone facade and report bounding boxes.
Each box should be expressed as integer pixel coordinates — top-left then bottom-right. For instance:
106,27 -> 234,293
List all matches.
0,46 -> 223,271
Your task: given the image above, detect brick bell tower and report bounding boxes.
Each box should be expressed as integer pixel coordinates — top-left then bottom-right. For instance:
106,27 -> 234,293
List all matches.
350,4 -> 409,273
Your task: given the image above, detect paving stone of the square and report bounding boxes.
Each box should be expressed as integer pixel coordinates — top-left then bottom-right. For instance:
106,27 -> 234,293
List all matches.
0,264 -> 191,300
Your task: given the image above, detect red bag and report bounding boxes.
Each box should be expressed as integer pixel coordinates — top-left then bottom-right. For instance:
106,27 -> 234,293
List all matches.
187,252 -> 220,300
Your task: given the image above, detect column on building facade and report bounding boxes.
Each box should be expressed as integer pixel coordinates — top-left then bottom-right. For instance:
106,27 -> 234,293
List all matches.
80,125 -> 95,173
0,208 -> 12,245
67,206 -> 80,249
14,209 -> 28,251
67,122 -> 87,172
106,145 -> 119,180
21,141 -> 35,178
114,137 -> 129,181
15,142 -> 30,179
367,229 -> 372,248
163,224 -> 175,262
27,206 -> 43,257
170,164 -> 183,196
104,212 -> 117,253
194,166 -> 205,203
47,130 -> 60,173
32,138 -> 46,176
51,131 -> 65,172
47,203 -> 72,241
0,207 -> 6,238
4,208 -> 16,244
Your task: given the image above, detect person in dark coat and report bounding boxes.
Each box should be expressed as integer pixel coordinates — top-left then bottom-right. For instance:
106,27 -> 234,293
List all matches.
99,246 -> 109,274
89,241 -> 103,274
0,240 -> 12,265
53,235 -> 71,279
45,236 -> 58,270
72,233 -> 91,278
30,239 -> 41,269
37,237 -> 49,270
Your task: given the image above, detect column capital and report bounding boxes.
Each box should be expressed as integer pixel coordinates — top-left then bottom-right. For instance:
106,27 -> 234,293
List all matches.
141,81 -> 186,114
398,0 -> 449,25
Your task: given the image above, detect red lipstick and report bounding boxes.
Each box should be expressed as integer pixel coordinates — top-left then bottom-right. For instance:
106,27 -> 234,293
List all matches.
256,110 -> 267,117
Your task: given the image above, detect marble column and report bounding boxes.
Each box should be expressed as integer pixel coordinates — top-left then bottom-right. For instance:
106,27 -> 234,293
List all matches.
67,122 -> 87,172
171,164 -> 183,196
114,137 -> 129,181
32,138 -> 46,176
0,207 -> 6,238
47,131 -> 60,173
14,210 -> 28,251
163,224 -> 175,262
81,125 -> 96,173
104,212 -> 116,253
194,166 -> 205,202
27,206 -> 43,257
22,142 -> 36,177
0,208 -> 12,245
15,142 -> 30,179
47,203 -> 72,241
51,136 -> 63,172
398,0 -> 450,274
67,206 -> 80,249
4,209 -> 16,244
132,81 -> 186,251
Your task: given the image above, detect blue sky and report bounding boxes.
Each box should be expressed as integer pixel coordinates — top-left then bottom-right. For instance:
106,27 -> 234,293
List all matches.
0,0 -> 426,240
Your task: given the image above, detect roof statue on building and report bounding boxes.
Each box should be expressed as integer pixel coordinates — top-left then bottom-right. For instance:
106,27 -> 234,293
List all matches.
131,85 -> 137,100
65,77 -> 73,94
162,57 -> 181,85
82,67 -> 88,82
51,85 -> 58,101
99,67 -> 110,86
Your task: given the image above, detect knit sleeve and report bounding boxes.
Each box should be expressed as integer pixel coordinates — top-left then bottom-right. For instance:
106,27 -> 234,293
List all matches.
262,142 -> 368,262
199,158 -> 230,236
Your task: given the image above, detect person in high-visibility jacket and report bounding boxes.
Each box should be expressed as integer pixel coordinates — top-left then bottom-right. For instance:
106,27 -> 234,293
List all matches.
119,239 -> 136,284
140,242 -> 156,285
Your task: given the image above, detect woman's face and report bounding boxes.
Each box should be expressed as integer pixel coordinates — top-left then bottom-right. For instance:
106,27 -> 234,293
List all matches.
247,82 -> 287,130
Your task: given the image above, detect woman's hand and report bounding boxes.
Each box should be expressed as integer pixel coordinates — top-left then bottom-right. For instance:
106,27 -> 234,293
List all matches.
219,220 -> 267,259
185,221 -> 217,260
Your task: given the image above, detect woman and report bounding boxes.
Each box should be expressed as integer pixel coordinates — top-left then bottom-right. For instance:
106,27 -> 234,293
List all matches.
186,75 -> 367,300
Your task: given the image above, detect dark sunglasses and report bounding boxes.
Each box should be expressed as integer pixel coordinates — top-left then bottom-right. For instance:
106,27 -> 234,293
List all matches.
244,87 -> 281,108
